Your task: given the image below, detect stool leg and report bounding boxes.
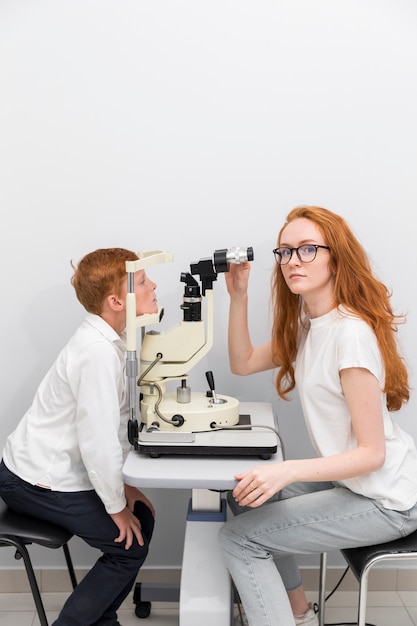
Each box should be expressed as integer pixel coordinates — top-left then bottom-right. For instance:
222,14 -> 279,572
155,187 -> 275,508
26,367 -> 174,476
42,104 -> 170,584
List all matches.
13,541 -> 49,626
357,562 -> 372,626
318,553 -> 327,626
63,543 -> 77,589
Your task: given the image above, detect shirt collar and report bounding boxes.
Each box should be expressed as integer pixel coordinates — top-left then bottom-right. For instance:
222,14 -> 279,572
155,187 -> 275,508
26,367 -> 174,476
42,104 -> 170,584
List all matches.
85,313 -> 126,346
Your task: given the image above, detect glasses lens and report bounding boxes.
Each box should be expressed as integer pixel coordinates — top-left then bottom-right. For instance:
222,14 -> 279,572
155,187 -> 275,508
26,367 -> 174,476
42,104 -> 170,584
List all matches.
274,248 -> 291,264
298,245 -> 317,262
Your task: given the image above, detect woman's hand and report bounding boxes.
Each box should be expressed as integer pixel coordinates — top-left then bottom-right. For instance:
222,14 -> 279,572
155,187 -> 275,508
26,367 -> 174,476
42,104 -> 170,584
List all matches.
224,262 -> 251,298
232,462 -> 290,508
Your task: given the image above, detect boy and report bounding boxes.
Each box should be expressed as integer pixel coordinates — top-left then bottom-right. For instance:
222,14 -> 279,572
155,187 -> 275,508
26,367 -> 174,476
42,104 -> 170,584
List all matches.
0,248 -> 156,626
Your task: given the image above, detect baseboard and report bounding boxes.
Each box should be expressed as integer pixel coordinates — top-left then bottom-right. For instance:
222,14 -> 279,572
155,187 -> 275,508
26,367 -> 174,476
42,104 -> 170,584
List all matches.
1,566 -> 417,594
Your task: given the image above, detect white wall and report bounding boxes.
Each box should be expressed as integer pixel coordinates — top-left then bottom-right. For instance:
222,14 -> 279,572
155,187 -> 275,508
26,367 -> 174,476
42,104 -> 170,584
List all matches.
0,0 -> 416,571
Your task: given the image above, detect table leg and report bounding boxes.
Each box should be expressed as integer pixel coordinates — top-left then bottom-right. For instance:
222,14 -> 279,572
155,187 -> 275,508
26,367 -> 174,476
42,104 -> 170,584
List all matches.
179,489 -> 232,625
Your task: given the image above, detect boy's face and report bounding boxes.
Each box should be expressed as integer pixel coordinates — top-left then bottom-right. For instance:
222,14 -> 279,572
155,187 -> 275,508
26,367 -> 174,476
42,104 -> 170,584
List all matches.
134,270 -> 158,315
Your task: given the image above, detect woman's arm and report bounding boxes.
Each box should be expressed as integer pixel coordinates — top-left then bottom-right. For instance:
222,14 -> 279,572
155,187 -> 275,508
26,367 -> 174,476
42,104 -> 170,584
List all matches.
232,367 -> 386,507
225,263 -> 276,375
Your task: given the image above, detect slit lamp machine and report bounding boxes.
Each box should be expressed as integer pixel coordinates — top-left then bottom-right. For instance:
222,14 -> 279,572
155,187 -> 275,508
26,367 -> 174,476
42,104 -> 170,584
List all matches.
125,247 -> 278,457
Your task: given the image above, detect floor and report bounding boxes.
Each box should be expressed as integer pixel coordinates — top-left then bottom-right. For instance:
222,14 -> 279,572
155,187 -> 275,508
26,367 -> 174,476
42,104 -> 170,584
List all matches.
1,589 -> 417,626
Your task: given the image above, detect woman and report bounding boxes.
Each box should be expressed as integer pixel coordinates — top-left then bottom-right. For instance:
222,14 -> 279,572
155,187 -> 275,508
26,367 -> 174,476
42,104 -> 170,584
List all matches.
220,206 -> 417,626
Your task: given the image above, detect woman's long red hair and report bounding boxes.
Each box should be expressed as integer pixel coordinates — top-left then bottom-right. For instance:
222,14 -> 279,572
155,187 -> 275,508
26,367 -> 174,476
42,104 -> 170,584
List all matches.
271,206 -> 409,411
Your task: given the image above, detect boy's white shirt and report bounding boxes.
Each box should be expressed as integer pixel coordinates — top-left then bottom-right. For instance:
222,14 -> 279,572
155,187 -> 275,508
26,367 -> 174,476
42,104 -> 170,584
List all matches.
3,313 -> 129,514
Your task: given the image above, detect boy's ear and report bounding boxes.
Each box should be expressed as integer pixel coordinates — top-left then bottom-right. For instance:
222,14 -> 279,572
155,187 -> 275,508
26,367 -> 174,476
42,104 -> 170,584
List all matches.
106,294 -> 124,312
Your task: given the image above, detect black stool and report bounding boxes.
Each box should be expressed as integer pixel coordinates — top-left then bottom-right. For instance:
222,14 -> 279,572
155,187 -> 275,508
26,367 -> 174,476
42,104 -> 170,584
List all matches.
318,529 -> 417,626
0,497 -> 77,626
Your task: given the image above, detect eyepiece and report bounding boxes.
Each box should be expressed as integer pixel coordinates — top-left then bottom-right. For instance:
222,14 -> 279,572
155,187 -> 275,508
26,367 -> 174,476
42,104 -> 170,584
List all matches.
213,247 -> 254,273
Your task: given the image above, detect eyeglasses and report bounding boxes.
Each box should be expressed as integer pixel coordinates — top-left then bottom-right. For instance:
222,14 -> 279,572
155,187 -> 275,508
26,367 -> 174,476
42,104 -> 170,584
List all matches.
272,244 -> 330,265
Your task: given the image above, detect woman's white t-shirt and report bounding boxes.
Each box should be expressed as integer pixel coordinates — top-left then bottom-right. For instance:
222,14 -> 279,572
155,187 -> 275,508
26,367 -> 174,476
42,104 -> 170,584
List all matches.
295,307 -> 417,511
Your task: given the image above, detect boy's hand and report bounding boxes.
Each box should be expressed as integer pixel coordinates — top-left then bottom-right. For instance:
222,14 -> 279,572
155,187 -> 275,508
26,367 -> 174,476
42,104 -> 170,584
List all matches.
110,507 -> 144,549
110,485 -> 155,549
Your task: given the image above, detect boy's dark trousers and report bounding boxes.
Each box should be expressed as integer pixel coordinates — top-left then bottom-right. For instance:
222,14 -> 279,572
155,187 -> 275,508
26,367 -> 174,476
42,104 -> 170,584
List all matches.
0,460 -> 154,626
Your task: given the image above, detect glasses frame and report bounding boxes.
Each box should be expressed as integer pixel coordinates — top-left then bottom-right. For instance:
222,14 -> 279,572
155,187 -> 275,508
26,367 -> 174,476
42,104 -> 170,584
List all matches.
272,244 -> 330,265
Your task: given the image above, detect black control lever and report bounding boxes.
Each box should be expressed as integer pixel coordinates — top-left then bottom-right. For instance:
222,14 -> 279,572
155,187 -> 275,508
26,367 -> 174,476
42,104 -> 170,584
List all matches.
205,370 -> 218,404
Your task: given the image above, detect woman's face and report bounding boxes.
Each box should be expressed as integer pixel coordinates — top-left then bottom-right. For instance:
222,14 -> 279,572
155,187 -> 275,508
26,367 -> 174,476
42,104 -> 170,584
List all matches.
278,217 -> 334,312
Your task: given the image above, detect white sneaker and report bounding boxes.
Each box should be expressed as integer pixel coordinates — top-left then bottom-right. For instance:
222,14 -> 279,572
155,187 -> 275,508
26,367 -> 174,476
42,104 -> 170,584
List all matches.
294,603 -> 319,626
235,603 -> 318,625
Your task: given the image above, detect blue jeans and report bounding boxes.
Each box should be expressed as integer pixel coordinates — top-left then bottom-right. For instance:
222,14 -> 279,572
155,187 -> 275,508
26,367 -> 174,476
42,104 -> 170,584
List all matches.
0,460 -> 154,626
220,481 -> 417,626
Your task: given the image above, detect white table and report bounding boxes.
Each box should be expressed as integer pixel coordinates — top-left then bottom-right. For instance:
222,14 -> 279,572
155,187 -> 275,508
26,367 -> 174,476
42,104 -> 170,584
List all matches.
123,402 -> 282,626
